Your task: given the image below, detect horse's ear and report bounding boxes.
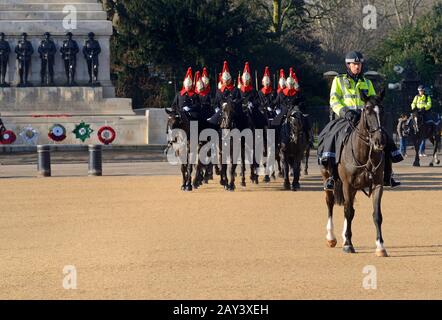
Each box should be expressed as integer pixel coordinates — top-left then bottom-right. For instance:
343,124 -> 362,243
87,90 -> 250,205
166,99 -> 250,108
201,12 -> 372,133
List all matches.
378,87 -> 386,101
165,107 -> 173,115
359,89 -> 369,103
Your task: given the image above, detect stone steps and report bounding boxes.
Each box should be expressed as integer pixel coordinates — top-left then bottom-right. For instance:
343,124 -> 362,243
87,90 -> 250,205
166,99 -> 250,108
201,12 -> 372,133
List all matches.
11,1 -> 99,3
0,20 -> 112,36
0,3 -> 103,11
0,11 -> 107,20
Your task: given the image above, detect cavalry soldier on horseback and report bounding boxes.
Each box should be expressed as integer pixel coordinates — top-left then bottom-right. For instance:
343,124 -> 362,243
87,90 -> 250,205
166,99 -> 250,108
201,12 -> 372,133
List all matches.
207,61 -> 241,125
258,66 -> 275,126
272,68 -> 312,148
318,51 -> 403,191
238,62 -> 267,128
171,67 -> 201,120
195,67 -> 213,123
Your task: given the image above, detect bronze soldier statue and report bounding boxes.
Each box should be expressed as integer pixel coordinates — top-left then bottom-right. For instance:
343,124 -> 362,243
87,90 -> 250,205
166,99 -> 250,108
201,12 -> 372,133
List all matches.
15,32 -> 34,87
60,32 -> 79,86
38,32 -> 57,86
83,32 -> 101,86
0,32 -> 10,87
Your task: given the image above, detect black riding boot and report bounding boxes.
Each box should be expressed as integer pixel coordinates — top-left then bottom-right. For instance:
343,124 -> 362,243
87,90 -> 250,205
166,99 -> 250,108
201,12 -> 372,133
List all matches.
383,155 -> 401,188
324,160 -> 338,191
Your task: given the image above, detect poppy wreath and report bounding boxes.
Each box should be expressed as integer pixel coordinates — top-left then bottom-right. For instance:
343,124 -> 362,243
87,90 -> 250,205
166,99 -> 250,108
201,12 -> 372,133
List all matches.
0,130 -> 16,144
48,124 -> 67,142
97,126 -> 116,145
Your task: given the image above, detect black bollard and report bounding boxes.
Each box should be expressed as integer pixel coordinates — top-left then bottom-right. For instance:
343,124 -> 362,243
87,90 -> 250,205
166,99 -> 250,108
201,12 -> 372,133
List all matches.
37,145 -> 51,177
88,144 -> 102,176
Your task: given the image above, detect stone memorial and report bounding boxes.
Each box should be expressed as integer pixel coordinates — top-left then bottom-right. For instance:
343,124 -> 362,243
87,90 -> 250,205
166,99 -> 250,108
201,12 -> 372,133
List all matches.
0,0 -> 167,145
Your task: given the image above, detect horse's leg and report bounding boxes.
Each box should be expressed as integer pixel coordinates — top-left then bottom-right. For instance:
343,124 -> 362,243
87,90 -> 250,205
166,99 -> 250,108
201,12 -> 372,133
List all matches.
228,163 -> 237,191
241,139 -> 246,187
185,163 -> 193,191
181,164 -> 187,190
372,185 -> 388,257
413,137 -> 421,167
325,189 -> 337,247
292,158 -> 301,191
220,164 -> 228,187
281,151 -> 290,190
342,183 -> 357,253
304,146 -> 310,176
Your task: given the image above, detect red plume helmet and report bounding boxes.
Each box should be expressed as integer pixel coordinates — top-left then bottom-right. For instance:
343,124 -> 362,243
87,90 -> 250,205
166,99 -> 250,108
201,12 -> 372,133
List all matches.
277,69 -> 286,94
261,66 -> 272,95
240,62 -> 253,93
284,67 -> 300,96
180,67 -> 194,96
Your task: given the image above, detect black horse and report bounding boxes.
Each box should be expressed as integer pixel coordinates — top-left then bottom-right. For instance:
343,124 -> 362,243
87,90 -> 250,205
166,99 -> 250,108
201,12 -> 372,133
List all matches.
321,90 -> 389,257
280,110 -> 308,190
407,110 -> 441,167
165,108 -> 204,191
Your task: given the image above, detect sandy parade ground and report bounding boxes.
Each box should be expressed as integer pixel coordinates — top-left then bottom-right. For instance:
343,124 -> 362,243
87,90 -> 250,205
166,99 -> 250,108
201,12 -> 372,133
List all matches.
0,150 -> 441,300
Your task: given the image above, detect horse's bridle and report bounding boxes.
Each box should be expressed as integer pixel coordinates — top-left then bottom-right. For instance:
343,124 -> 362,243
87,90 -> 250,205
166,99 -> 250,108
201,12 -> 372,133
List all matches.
349,105 -> 385,181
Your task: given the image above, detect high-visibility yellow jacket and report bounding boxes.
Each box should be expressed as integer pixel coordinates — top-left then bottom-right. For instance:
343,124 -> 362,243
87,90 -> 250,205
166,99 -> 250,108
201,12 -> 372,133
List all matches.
329,74 -> 376,116
411,95 -> 432,111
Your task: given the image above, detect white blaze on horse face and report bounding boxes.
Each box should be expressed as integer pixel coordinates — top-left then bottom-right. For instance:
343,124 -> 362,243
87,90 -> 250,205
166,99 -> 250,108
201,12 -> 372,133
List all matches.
374,105 -> 381,127
326,217 -> 336,241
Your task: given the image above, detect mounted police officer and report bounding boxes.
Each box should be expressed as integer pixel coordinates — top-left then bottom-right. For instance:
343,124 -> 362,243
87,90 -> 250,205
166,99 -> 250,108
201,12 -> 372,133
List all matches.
15,32 -> 34,86
0,32 -> 10,87
38,32 -> 56,85
60,32 -> 79,86
318,51 -> 403,190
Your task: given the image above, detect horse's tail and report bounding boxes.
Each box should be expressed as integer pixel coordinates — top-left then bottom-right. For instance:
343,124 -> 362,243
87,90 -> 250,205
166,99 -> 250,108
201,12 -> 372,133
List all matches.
333,179 -> 345,206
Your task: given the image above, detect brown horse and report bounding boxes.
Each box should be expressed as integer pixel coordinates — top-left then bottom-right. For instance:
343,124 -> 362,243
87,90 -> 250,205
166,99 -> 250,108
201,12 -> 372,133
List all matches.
321,90 -> 389,257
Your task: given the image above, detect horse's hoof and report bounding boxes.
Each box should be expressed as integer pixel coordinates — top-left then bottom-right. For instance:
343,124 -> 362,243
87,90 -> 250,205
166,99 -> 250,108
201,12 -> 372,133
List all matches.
220,180 -> 226,186
343,245 -> 356,254
413,162 -> 420,167
429,163 -> 434,167
263,176 -> 271,183
185,185 -> 193,192
228,184 -> 236,191
241,181 -> 246,187
284,182 -> 291,190
304,170 -> 308,176
291,183 -> 300,191
181,185 -> 186,190
326,239 -> 337,248
271,173 -> 276,180
375,249 -> 388,257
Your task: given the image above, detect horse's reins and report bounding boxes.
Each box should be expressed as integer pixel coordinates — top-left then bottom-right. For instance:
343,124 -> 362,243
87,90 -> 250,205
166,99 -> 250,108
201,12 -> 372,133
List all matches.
349,106 -> 385,197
